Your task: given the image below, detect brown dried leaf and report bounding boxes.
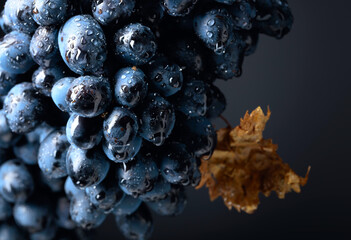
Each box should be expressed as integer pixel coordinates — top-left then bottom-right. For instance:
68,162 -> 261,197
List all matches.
197,107 -> 310,214
230,107 -> 271,143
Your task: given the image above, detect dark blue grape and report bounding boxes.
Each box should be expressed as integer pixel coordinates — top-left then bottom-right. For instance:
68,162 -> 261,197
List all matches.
51,77 -> 75,112
13,137 -> 40,165
206,84 -> 226,119
215,0 -> 236,4
66,113 -> 103,150
66,146 -> 110,189
174,115 -> 217,159
0,195 -> 12,221
166,38 -> 205,77
243,29 -> 259,56
117,152 -> 159,196
113,194 -> 141,216
190,163 -> 201,187
30,26 -> 61,68
0,68 -> 17,96
138,177 -> 171,202
0,109 -> 20,149
254,0 -> 293,39
26,123 -> 56,144
13,199 -> 54,233
103,107 -> 139,148
66,76 -> 112,118
163,0 -> 198,17
40,172 -> 65,192
64,176 -> 84,200
147,56 -> 183,97
0,10 -> 12,34
114,23 -> 157,65
160,142 -> 196,185
188,116 -> 217,158
0,159 -> 34,203
229,0 -> 256,30
138,93 -> 175,146
92,0 -> 136,25
32,66 -> 68,97
212,39 -> 245,79
0,224 -> 26,240
70,192 -> 106,229
0,31 -> 35,74
30,220 -> 57,240
115,204 -> 153,240
147,185 -> 186,216
114,67 -> 148,108
3,0 -> 38,34
102,135 -> 142,163
4,82 -> 46,134
58,15 -> 107,75
175,79 -> 208,117
56,197 -> 76,229
255,0 -> 274,9
38,128 -> 70,178
32,0 -> 73,26
133,0 -> 165,27
194,8 -> 234,54
85,171 -> 124,212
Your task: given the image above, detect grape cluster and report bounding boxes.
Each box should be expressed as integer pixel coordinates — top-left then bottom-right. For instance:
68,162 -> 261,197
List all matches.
0,0 -> 293,239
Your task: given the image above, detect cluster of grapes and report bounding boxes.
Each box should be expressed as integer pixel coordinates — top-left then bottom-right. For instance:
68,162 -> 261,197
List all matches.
0,0 -> 293,239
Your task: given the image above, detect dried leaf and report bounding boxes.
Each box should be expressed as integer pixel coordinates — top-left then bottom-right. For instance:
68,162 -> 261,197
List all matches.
197,107 -> 310,214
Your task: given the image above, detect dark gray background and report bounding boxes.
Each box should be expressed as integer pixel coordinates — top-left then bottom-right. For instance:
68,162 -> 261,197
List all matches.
98,0 -> 351,239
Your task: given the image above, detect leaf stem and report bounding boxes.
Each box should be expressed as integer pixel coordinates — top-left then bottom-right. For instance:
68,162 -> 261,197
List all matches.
219,115 -> 232,128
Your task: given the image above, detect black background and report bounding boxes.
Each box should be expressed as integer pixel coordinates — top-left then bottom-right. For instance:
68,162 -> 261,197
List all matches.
98,1 -> 351,239
2,0 -> 351,239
